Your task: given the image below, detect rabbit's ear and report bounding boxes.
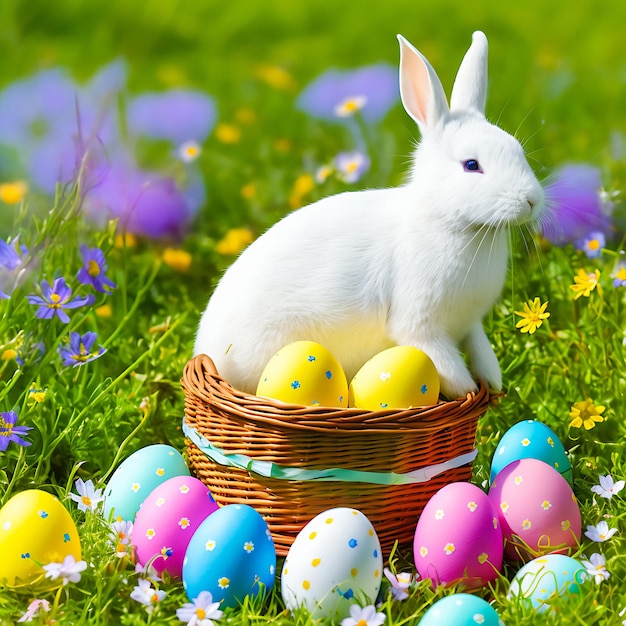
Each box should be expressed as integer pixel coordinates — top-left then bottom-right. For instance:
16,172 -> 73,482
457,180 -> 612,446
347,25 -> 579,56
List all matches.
450,31 -> 488,114
397,35 -> 449,131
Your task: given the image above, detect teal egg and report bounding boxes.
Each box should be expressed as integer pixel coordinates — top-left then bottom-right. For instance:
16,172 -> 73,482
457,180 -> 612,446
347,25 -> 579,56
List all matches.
103,444 -> 190,521
490,420 -> 572,485
418,593 -> 504,625
508,554 -> 586,612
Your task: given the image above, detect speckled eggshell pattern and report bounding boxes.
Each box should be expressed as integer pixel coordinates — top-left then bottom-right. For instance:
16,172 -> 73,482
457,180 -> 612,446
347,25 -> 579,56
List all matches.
413,482 -> 503,589
490,420 -> 572,485
256,340 -> 348,407
103,444 -> 190,522
281,507 -> 383,621
508,554 -> 586,612
418,593 -> 505,625
133,475 -> 219,578
488,458 -> 581,562
0,489 -> 81,589
182,504 -> 276,608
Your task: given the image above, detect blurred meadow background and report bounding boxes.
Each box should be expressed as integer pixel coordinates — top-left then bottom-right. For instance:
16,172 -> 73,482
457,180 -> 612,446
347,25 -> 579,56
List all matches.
0,0 -> 625,623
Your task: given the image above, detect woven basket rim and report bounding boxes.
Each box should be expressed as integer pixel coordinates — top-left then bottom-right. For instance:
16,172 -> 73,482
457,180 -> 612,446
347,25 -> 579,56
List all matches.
183,353 -> 491,434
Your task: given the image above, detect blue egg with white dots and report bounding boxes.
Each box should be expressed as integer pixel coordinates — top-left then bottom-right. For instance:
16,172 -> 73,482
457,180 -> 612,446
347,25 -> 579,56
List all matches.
418,593 -> 504,625
490,420 -> 572,485
182,504 -> 276,608
281,507 -> 382,621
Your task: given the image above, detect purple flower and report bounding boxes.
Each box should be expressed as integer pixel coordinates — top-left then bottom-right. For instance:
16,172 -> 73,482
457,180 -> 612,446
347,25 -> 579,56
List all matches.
297,64 -> 398,124
76,245 -> 116,293
335,150 -> 371,183
127,89 -> 217,144
0,238 -> 28,299
58,331 -> 106,367
613,264 -> 626,288
576,231 -> 605,258
26,277 -> 95,323
0,410 -> 32,451
0,68 -> 79,192
542,165 -> 612,245
0,238 -> 22,270
0,60 -> 128,194
83,158 -> 204,239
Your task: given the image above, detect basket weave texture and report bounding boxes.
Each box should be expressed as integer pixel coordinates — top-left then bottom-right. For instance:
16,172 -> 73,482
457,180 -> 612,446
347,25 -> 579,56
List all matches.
182,353 -> 490,557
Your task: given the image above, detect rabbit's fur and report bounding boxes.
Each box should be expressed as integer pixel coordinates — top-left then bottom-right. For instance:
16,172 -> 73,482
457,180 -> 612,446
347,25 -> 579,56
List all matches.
195,31 -> 544,400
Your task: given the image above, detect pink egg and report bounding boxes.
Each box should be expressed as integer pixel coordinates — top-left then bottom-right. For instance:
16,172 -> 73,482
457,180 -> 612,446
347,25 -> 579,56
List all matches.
133,476 -> 219,577
413,482 -> 503,589
488,458 -> 581,562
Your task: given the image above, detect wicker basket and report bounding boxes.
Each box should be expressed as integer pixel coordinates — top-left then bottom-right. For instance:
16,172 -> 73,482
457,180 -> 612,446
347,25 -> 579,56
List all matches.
182,353 -> 491,557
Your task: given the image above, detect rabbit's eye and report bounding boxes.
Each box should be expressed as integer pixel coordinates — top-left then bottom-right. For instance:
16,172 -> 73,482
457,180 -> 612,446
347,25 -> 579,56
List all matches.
462,159 -> 483,173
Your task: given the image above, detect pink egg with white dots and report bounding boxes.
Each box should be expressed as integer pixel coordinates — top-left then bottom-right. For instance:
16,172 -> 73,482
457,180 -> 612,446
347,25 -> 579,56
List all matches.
488,458 -> 581,562
413,482 -> 503,589
133,476 -> 219,578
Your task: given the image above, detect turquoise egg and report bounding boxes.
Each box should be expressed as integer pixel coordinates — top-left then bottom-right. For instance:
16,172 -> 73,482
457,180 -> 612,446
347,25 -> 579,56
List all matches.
418,593 -> 504,625
182,504 -> 276,608
103,444 -> 190,521
508,554 -> 586,612
490,420 -> 572,485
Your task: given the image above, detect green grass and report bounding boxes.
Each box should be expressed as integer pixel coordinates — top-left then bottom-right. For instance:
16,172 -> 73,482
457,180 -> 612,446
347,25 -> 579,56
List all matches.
1,0 -> 625,623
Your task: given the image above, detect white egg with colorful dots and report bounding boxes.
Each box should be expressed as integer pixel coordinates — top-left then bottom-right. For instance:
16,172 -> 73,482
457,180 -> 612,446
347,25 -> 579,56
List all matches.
182,504 -> 276,608
490,420 -> 572,485
281,507 -> 383,621
133,475 -> 219,578
103,444 -> 190,522
418,593 -> 505,625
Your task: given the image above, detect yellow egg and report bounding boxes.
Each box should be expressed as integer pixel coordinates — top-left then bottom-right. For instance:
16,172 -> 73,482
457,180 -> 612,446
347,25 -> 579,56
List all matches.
256,341 -> 348,407
348,346 -> 440,410
0,489 -> 81,589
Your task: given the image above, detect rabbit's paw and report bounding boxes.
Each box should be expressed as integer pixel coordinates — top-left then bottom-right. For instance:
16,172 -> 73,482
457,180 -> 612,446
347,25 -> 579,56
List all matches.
439,368 -> 479,400
465,324 -> 502,392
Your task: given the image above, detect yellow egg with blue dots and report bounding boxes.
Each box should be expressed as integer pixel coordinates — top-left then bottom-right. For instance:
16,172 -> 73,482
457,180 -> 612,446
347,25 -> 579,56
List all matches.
256,340 -> 348,407
348,346 -> 440,410
0,489 -> 81,589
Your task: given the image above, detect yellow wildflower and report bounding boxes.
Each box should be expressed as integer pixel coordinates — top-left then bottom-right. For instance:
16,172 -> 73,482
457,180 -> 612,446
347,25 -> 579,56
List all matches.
1,349 -> 17,361
274,138 -> 291,153
115,232 -> 137,248
570,268 -> 601,299
235,107 -> 257,124
0,181 -> 28,204
162,248 -> 192,272
216,228 -> 254,256
215,123 -> 241,144
289,173 -> 315,209
514,297 -> 550,334
28,387 -> 47,403
240,183 -> 256,200
569,398 -> 605,430
255,64 -> 297,91
95,303 -> 113,318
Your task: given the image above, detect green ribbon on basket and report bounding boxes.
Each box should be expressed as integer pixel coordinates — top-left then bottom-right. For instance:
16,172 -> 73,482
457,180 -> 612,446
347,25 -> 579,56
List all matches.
182,421 -> 477,486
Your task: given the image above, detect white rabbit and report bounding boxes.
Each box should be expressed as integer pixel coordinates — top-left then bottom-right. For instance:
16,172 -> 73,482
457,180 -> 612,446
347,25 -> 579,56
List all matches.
194,31 -> 544,400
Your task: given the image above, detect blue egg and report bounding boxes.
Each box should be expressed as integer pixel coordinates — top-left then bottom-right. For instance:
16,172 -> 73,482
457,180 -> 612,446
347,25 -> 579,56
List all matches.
182,504 -> 276,608
508,554 -> 586,612
103,444 -> 190,522
418,593 -> 503,625
490,420 -> 572,485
